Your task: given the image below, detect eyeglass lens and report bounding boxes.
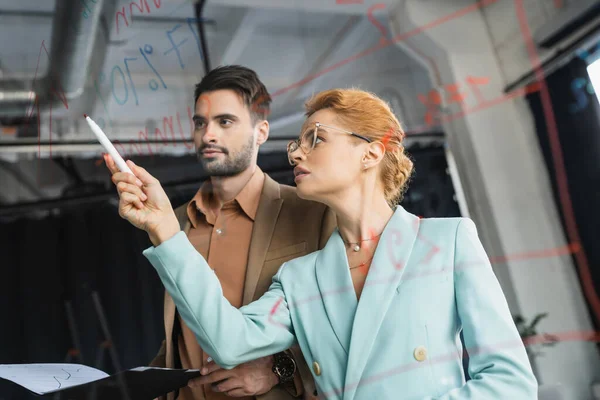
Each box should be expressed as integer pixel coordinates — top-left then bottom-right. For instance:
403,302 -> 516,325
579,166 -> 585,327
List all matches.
301,126 -> 317,152
288,125 -> 318,165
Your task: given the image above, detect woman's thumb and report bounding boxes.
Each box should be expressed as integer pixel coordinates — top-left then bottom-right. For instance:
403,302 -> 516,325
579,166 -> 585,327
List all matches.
126,160 -> 154,184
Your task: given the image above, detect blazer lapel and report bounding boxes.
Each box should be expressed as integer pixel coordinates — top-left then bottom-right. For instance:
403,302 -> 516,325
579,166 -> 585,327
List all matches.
315,230 -> 358,355
163,292 -> 176,369
164,202 -> 195,369
174,200 -> 193,235
242,175 -> 283,305
343,206 -> 421,399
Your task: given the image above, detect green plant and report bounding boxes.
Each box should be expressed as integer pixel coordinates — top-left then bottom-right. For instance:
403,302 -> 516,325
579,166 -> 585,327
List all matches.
513,313 -> 559,359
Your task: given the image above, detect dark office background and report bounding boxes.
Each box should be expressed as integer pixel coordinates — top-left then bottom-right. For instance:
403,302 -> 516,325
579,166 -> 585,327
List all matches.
0,143 -> 460,399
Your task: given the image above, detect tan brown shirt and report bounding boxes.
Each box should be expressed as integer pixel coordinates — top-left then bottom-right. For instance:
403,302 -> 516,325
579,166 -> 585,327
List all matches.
177,168 -> 265,400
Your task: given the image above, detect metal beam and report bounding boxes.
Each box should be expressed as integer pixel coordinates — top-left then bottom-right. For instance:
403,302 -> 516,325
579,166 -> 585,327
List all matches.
205,0 -> 398,15
195,0 -> 212,74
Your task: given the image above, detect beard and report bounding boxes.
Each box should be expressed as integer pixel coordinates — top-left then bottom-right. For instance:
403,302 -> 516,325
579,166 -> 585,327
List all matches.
197,135 -> 255,177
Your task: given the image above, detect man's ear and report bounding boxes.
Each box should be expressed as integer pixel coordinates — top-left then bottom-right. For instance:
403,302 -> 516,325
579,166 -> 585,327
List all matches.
256,120 -> 269,146
363,141 -> 386,167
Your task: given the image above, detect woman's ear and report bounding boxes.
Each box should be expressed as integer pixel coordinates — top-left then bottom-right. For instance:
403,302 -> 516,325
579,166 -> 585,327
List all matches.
256,120 -> 269,146
362,141 -> 386,168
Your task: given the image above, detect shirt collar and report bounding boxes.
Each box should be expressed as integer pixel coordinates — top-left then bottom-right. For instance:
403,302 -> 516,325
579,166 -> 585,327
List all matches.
186,167 -> 265,227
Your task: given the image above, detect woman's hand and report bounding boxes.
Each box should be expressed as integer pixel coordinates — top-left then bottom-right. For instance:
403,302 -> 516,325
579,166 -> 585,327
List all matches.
104,154 -> 180,246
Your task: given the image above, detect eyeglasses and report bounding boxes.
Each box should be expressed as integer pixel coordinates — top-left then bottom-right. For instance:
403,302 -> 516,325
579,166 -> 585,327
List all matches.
287,122 -> 372,165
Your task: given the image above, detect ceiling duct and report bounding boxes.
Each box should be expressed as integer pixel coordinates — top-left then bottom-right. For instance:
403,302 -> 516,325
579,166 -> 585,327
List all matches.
0,0 -> 116,118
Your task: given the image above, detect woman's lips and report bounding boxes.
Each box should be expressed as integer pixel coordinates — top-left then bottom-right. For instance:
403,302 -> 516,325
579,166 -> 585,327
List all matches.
294,172 -> 310,182
294,166 -> 310,176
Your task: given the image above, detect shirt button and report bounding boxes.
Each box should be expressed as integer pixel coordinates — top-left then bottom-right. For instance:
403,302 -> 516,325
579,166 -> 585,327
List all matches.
312,361 -> 321,376
414,346 -> 427,362
215,228 -> 222,235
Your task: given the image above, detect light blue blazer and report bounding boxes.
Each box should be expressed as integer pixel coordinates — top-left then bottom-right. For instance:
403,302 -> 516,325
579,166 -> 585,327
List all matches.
143,206 -> 538,399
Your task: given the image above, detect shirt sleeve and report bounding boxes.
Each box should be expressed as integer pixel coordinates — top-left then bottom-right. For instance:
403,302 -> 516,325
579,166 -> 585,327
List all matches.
424,218 -> 538,399
143,231 -> 296,369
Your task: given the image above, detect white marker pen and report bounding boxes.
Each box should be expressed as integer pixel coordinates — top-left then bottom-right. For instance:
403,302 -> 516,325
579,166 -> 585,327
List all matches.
84,114 -> 134,175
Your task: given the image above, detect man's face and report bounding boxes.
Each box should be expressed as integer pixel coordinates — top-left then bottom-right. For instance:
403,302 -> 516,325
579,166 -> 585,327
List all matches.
192,89 -> 267,176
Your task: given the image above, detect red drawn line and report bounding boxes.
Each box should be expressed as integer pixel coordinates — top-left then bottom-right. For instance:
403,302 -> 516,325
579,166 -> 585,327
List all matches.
115,0 -> 162,34
402,40 -> 443,87
99,0 -> 498,157
95,108 -> 194,165
392,0 -> 499,43
95,93 -> 206,164
284,205 -> 569,313
490,242 -> 580,264
27,40 -> 69,185
276,240 -> 581,315
357,227 -> 380,275
554,0 -> 563,9
270,0 -> 500,99
408,81 -> 542,134
281,16 -> 360,108
271,41 -> 386,98
522,329 -> 600,346
381,126 -> 394,148
249,94 -> 272,117
440,81 -> 540,122
268,297 -> 287,329
97,0 -> 499,156
307,329 -> 600,398
269,297 -> 283,317
465,75 -> 490,104
514,0 -> 600,324
416,233 -> 440,264
367,4 -> 389,45
26,41 -> 46,164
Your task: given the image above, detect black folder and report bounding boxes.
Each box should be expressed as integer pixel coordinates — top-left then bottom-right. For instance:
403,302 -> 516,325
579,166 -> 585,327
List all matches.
0,364 -> 201,400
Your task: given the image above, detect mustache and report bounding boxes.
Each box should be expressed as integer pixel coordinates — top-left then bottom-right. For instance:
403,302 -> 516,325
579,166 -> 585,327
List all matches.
197,145 -> 228,155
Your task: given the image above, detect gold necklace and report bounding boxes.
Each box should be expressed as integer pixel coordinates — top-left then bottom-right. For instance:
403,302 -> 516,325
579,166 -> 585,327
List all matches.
342,233 -> 382,252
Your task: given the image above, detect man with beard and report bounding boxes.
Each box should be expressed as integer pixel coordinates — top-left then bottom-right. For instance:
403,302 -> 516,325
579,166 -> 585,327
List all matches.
148,65 -> 335,400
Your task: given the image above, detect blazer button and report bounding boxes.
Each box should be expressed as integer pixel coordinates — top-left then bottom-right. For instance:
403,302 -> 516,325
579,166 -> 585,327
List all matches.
312,361 -> 321,376
414,346 -> 427,362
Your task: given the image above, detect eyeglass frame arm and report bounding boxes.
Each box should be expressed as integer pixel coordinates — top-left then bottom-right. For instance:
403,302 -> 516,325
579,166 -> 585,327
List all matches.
286,122 -> 374,163
315,122 -> 372,143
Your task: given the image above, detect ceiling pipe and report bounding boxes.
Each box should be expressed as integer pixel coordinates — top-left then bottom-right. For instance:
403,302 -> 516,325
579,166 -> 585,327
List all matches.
0,0 -> 116,117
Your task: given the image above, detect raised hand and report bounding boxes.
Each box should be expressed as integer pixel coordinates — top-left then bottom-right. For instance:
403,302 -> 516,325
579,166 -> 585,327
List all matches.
104,154 -> 180,246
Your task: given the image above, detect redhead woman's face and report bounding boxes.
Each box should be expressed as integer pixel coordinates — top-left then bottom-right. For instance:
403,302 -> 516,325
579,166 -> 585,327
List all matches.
289,108 -> 366,204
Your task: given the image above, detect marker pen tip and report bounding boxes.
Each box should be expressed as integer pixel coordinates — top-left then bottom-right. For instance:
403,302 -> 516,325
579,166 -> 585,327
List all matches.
83,114 -> 88,118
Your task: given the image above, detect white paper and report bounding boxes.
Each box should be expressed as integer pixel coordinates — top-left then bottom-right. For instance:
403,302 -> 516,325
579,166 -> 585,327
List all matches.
129,366 -> 200,372
0,363 -> 109,395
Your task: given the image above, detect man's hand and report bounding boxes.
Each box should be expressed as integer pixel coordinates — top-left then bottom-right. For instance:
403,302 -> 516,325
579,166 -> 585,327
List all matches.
104,154 -> 180,245
188,356 -> 278,397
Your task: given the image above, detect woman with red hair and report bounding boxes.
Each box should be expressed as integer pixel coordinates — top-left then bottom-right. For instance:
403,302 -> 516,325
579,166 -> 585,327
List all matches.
107,88 -> 537,399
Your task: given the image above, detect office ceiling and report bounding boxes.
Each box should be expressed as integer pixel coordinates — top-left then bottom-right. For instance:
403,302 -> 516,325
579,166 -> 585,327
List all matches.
0,0 -> 441,207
